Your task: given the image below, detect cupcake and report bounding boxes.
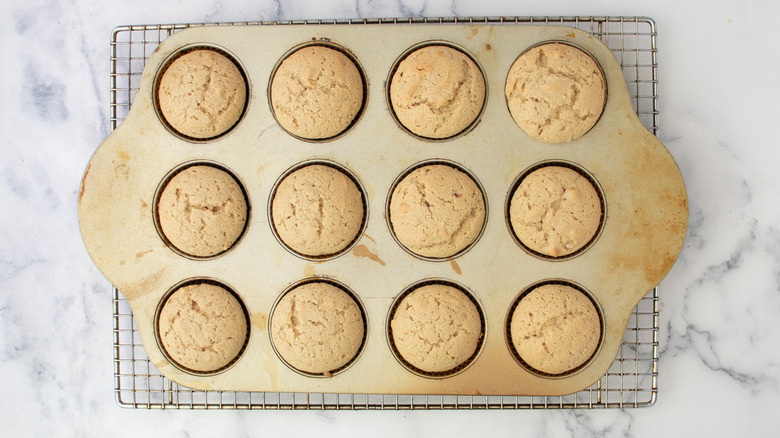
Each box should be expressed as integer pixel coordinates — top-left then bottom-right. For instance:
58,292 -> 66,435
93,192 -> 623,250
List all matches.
509,165 -> 601,257
157,49 -> 246,139
270,281 -> 365,374
157,165 -> 248,258
271,164 -> 364,257
270,45 -> 364,139
505,42 -> 605,143
390,284 -> 482,373
157,282 -> 248,373
389,164 -> 485,258
390,45 -> 485,138
509,283 -> 601,375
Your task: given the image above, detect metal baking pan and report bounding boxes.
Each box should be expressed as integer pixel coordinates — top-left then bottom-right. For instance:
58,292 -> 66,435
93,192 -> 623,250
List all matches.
91,19 -> 684,408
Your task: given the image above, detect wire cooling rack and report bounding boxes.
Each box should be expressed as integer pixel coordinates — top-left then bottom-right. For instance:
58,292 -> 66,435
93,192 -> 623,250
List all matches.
111,16 -> 660,409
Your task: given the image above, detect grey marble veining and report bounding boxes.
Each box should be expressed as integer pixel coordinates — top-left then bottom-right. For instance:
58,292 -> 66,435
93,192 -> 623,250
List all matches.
2,0 -> 780,436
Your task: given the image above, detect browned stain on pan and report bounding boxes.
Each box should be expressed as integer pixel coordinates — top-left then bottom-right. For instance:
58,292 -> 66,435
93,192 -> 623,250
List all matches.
603,141 -> 688,285
352,244 -> 386,266
608,197 -> 687,285
252,313 -> 268,329
123,269 -> 164,301
78,163 -> 91,205
114,163 -> 129,179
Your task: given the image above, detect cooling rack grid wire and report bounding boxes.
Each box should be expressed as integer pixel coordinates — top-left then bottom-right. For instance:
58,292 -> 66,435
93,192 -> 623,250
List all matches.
111,16 -> 660,409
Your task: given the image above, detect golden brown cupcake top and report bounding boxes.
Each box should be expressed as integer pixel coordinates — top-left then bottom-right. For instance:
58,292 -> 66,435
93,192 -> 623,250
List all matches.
271,282 -> 365,374
390,164 -> 485,258
510,283 -> 601,375
509,166 -> 601,257
271,46 -> 364,139
271,164 -> 364,257
157,165 -> 247,257
157,49 -> 246,139
158,283 -> 247,373
390,45 -> 485,138
391,284 -> 482,373
505,43 -> 605,143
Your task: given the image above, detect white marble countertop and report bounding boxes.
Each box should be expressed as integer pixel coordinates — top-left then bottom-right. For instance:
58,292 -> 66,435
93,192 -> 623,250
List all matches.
2,0 -> 779,436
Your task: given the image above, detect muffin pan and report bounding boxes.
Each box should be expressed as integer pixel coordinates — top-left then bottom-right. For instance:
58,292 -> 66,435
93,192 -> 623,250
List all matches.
79,23 -> 687,395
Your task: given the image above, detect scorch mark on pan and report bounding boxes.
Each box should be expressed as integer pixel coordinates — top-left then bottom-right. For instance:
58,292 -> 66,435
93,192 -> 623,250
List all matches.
78,163 -> 91,204
352,244 -> 386,266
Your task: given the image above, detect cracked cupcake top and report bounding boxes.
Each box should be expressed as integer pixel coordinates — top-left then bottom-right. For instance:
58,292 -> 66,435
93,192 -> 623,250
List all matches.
510,283 -> 600,375
390,284 -> 482,373
158,282 -> 248,373
505,42 -> 606,143
389,164 -> 485,258
270,45 -> 364,139
509,166 -> 601,258
157,165 -> 247,257
157,49 -> 246,139
271,164 -> 364,257
390,45 -> 485,139
270,282 -> 365,375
